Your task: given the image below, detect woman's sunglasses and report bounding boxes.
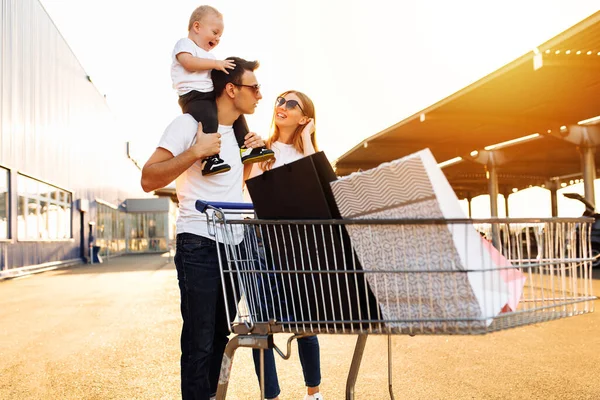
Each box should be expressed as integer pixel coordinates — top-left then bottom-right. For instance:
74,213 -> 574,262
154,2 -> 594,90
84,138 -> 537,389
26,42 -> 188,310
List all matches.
275,96 -> 305,115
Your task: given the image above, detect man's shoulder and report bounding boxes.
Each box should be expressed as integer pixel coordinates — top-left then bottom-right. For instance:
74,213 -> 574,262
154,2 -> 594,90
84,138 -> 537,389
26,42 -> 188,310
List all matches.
158,115 -> 198,157
161,115 -> 198,142
166,114 -> 198,131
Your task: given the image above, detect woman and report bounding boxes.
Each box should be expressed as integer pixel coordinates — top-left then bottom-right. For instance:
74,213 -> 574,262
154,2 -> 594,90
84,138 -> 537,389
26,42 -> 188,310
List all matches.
248,90 -> 317,179
248,90 -> 323,400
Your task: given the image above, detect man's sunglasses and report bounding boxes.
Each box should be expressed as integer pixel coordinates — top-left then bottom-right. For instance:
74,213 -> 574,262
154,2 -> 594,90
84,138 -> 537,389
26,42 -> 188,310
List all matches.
275,96 -> 305,115
232,83 -> 261,94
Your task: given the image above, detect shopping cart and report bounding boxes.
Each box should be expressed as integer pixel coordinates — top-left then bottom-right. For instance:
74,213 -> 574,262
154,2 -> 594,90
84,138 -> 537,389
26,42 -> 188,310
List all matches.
195,200 -> 596,400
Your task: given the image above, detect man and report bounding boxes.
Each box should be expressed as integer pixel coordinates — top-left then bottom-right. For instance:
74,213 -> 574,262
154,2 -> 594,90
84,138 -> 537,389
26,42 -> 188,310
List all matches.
141,57 -> 264,400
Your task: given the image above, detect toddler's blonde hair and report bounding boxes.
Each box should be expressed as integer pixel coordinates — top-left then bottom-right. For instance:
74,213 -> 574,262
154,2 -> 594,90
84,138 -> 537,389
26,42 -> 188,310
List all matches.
188,5 -> 222,31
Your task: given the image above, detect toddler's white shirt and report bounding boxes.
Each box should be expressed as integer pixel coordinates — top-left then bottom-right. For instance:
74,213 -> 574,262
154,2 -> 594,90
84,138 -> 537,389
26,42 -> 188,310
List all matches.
171,38 -> 216,96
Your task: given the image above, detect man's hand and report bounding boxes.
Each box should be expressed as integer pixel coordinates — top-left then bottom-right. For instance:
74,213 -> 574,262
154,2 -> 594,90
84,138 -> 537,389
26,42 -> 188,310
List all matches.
191,122 -> 221,159
214,59 -> 236,74
243,132 -> 266,149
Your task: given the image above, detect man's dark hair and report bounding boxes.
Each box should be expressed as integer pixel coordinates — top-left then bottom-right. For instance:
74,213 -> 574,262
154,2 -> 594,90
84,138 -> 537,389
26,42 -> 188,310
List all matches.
212,57 -> 260,97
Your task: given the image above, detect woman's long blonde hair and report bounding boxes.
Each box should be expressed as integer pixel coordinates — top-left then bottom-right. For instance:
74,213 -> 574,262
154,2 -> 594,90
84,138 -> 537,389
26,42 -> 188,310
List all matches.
261,90 -> 319,171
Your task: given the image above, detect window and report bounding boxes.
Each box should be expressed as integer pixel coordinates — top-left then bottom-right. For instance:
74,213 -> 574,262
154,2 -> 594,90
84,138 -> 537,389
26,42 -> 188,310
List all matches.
128,212 -> 167,252
97,202 -> 126,255
0,167 -> 8,240
17,174 -> 72,240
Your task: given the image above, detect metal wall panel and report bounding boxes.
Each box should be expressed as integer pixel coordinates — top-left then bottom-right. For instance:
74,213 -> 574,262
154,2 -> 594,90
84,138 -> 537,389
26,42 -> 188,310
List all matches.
0,0 -> 147,273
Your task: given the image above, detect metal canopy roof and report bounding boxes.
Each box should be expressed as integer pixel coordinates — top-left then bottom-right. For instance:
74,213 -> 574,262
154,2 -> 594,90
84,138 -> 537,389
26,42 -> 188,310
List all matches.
334,11 -> 600,199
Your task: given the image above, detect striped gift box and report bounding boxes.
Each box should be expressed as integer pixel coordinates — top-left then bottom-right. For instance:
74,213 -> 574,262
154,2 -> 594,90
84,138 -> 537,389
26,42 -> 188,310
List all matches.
330,149 -> 510,332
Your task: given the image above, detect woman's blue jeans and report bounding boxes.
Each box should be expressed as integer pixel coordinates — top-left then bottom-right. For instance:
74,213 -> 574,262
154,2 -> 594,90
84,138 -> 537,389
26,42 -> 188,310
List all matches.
252,335 -> 321,399
249,227 -> 322,399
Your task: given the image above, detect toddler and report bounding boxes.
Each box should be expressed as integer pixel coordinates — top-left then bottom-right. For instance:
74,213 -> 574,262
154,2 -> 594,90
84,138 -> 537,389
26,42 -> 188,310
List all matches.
171,5 -> 274,175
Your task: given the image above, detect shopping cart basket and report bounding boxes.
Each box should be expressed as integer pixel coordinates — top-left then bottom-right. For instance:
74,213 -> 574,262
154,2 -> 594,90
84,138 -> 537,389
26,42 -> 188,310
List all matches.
196,200 -> 596,400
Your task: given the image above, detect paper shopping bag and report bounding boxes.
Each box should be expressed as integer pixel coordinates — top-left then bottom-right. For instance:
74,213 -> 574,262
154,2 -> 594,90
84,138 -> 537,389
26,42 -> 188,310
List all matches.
246,152 -> 380,331
330,149 -> 510,332
246,151 -> 340,219
481,238 -> 527,312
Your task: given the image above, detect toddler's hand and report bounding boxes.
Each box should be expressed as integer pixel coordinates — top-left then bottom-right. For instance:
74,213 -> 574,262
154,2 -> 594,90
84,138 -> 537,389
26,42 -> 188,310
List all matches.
215,59 -> 236,74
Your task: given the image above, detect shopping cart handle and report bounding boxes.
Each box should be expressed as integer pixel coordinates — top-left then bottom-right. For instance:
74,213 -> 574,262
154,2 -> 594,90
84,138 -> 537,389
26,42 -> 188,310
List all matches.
195,200 -> 254,213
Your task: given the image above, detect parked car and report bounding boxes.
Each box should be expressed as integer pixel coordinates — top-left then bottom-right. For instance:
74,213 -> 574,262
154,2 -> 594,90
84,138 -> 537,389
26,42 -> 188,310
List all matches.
563,192 -> 600,268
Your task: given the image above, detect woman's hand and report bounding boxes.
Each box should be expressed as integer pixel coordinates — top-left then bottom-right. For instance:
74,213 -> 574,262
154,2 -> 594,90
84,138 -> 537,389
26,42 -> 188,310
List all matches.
243,132 -> 266,149
301,118 -> 315,139
301,119 -> 317,156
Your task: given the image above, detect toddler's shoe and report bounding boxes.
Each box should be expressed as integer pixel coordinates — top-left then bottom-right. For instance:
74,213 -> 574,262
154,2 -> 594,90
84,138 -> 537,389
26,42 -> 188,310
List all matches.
202,155 -> 231,176
240,146 -> 275,164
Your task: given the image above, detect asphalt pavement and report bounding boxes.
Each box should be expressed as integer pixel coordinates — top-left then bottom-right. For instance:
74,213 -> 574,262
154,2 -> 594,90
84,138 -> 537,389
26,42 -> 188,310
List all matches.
1,254 -> 599,400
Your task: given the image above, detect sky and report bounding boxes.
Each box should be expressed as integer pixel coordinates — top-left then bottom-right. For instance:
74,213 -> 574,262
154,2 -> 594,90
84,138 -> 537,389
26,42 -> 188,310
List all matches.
38,0 -> 600,217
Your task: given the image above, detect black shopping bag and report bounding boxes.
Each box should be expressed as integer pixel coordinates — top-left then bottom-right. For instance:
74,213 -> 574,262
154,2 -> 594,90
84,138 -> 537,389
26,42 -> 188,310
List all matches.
246,151 -> 339,219
246,152 -> 380,331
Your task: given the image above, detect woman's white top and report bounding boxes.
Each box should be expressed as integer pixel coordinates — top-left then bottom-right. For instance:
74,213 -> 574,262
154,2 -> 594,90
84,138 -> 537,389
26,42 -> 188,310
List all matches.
270,141 -> 304,168
244,141 -> 305,202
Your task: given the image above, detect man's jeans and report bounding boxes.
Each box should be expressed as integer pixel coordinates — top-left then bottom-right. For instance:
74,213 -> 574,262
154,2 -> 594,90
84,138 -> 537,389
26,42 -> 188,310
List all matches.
175,233 -> 238,400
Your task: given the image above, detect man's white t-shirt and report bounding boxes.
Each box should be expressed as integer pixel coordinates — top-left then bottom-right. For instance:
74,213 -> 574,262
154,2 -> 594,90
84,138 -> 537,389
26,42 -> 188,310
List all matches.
171,38 -> 216,96
158,114 -> 244,243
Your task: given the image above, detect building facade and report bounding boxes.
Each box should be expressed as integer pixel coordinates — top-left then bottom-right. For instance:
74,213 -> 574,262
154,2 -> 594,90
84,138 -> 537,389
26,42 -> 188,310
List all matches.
0,0 -> 171,277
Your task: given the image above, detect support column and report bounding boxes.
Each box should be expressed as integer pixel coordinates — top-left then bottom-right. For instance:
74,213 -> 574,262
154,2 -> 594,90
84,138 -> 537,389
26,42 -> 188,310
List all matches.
487,161 -> 500,249
503,191 -> 510,217
125,212 -> 131,253
466,195 -> 472,218
487,163 -> 499,218
581,145 -> 596,209
548,180 -> 559,217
